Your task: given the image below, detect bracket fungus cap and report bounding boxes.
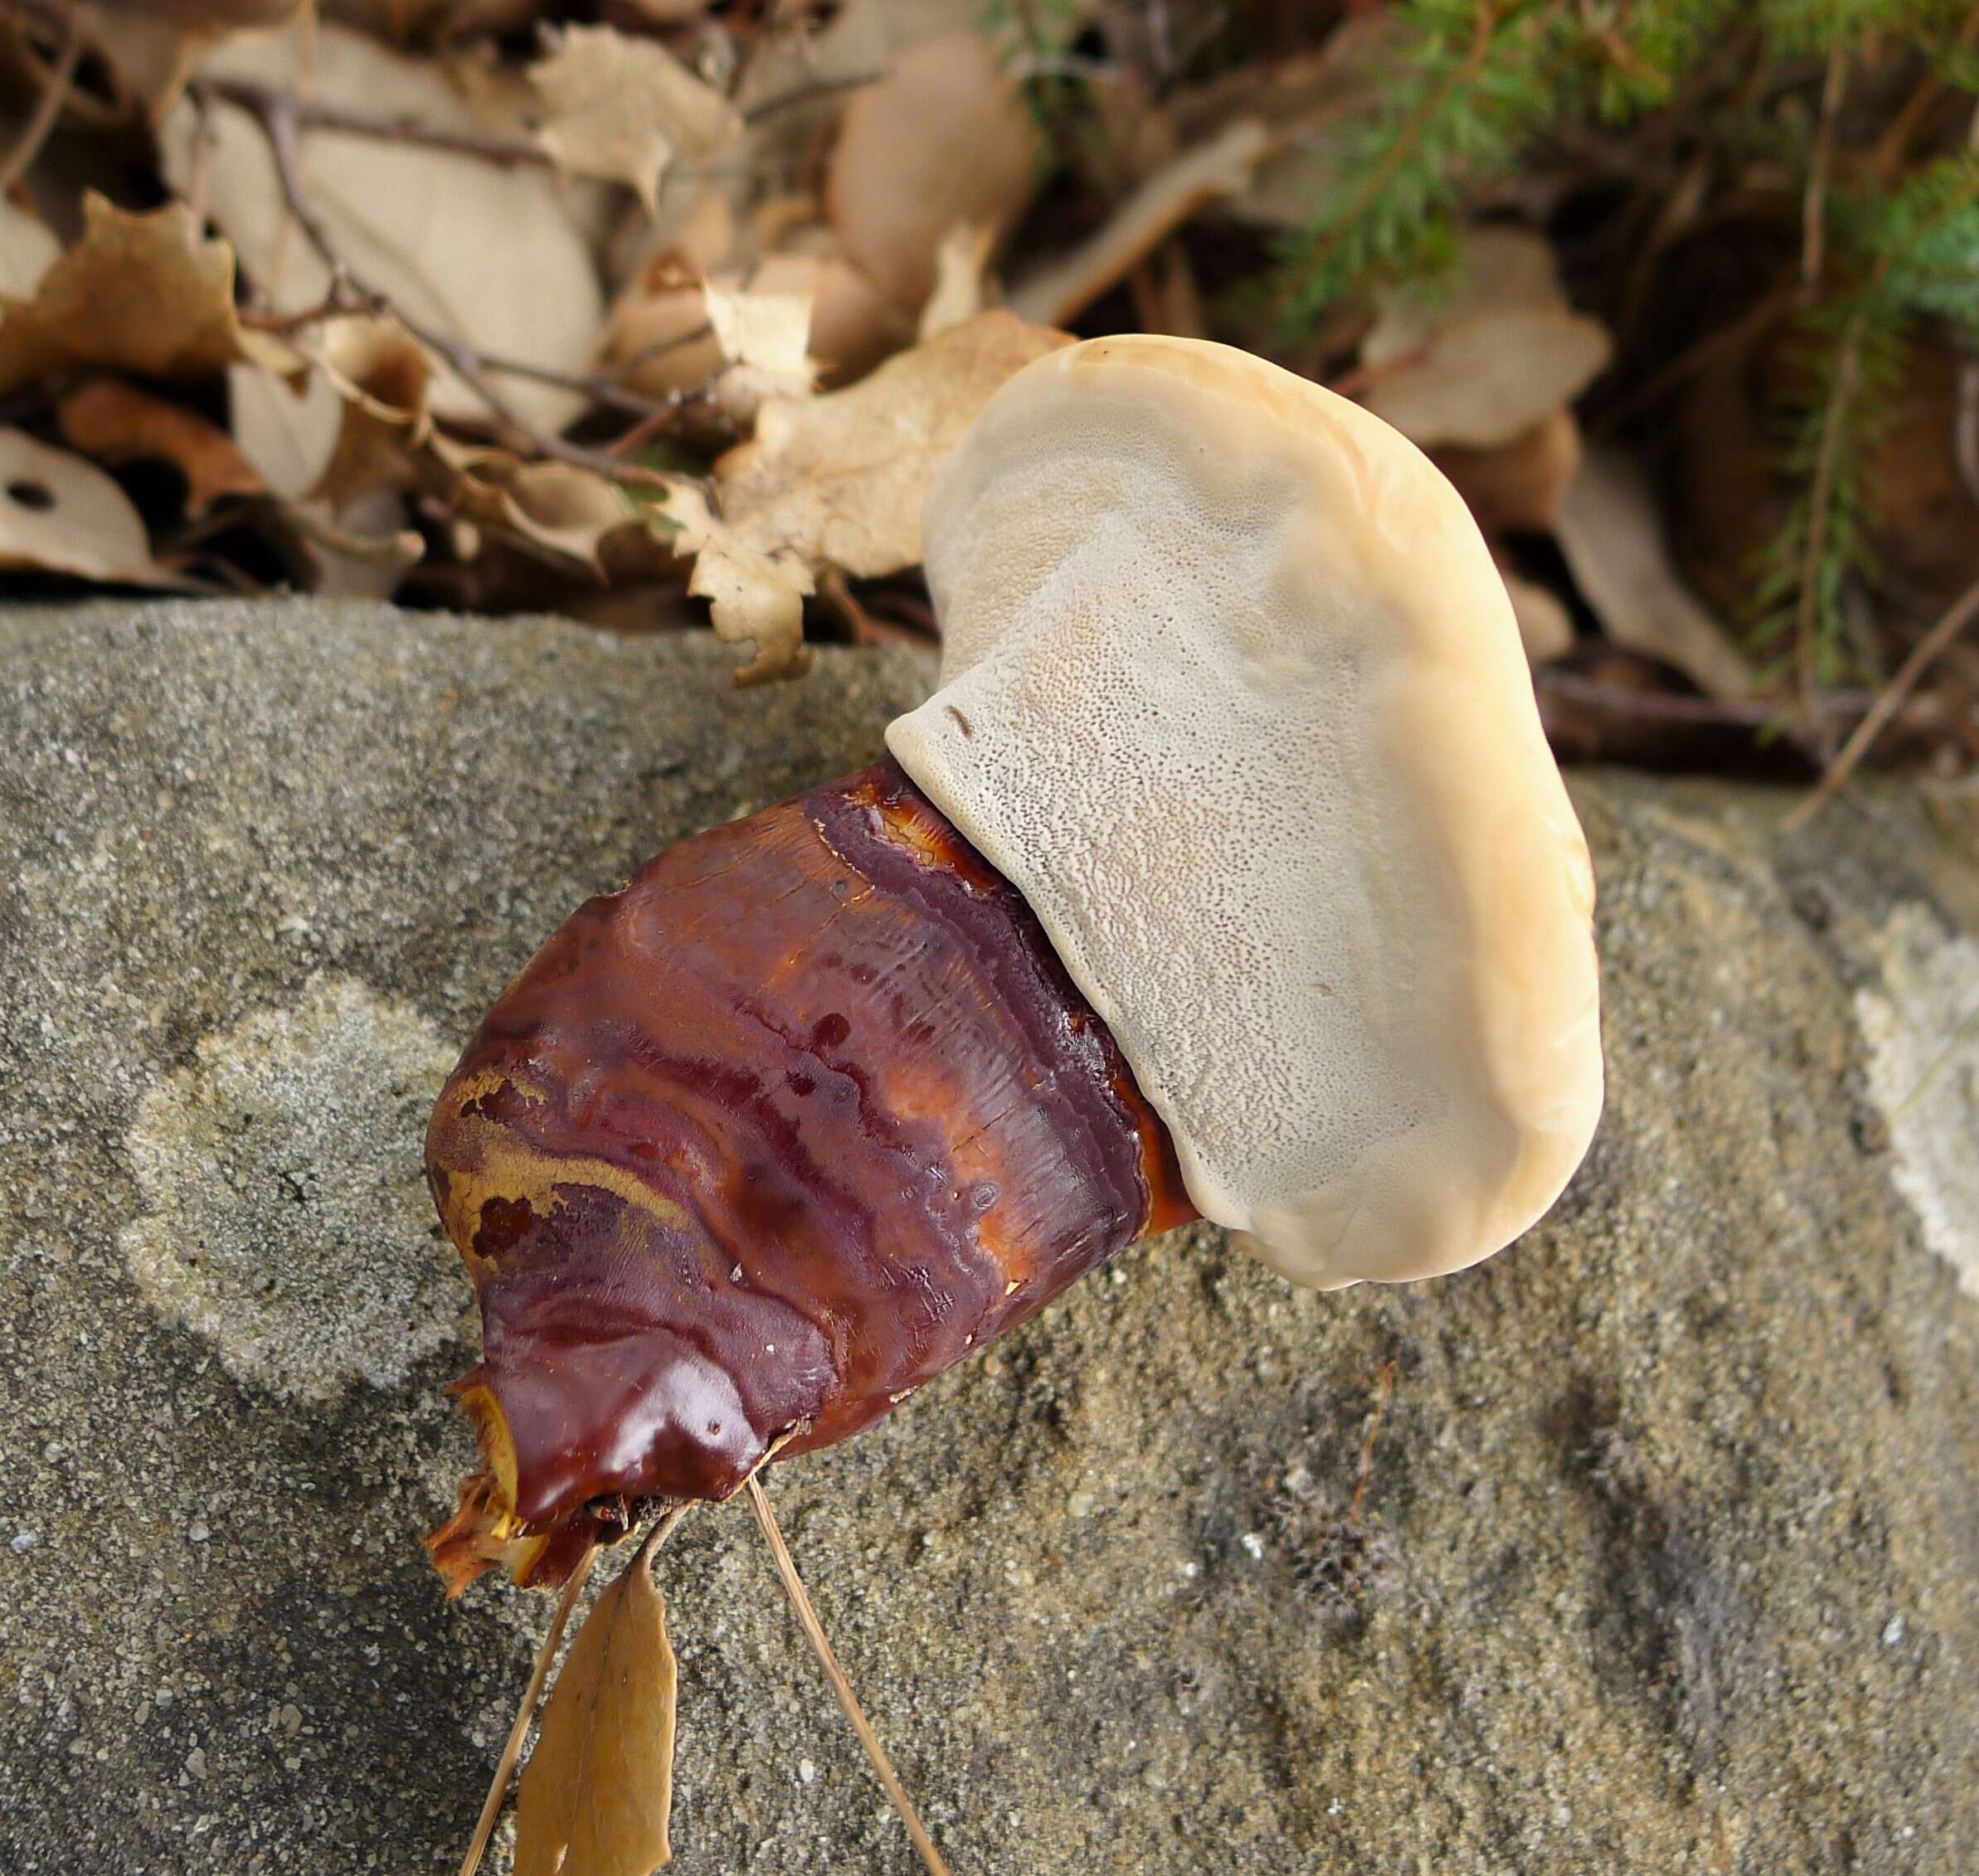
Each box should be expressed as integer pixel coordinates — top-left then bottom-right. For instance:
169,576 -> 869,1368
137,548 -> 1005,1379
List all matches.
886,335 -> 1602,1289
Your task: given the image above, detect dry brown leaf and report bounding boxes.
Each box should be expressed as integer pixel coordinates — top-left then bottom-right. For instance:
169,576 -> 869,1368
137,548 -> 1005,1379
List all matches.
1432,407 -> 1583,537
1008,119 -> 1271,328
531,24 -> 742,215
309,318 -> 434,507
0,197 -> 285,398
712,309 -> 1068,579
57,379 -> 265,518
432,437 -> 644,574
514,1543 -> 679,1876
1555,445 -> 1757,706
654,311 -> 1067,683
161,21 -> 603,434
0,429 -> 186,586
825,32 -> 1041,317
1359,226 -> 1612,450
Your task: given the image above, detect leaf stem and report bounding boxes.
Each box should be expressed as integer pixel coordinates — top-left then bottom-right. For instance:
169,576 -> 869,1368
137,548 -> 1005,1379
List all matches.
457,1543 -> 598,1876
744,1475 -> 954,1876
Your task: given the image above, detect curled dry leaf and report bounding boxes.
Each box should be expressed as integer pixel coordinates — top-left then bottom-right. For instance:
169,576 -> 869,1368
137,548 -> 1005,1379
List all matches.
655,311 -> 1069,683
57,379 -> 265,518
0,196 -> 289,398
161,21 -> 604,433
1555,445 -> 1757,707
530,25 -> 743,216
0,429 -> 187,587
309,318 -> 435,507
1008,119 -> 1272,328
431,436 -> 647,576
825,32 -> 1041,318
514,1541 -> 679,1876
1359,226 -> 1612,451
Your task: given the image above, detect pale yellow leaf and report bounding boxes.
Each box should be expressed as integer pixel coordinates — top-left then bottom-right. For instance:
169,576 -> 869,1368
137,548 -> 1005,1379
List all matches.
0,197 -> 281,398
652,311 -> 1064,683
0,430 -> 185,587
531,24 -> 742,215
655,481 -> 814,685
160,22 -> 604,434
1008,119 -> 1270,328
1359,226 -> 1612,450
1556,445 -> 1757,707
712,309 -> 1069,581
703,283 -> 814,382
514,1543 -> 679,1876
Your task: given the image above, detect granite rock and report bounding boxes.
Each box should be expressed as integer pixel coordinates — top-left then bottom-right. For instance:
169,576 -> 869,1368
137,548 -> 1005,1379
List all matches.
0,599 -> 1975,1875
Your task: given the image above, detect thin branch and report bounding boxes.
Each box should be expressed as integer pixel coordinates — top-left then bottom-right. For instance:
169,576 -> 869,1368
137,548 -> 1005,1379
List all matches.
744,1475 -> 953,1876
1782,571 -> 1979,832
457,1543 -> 599,1876
192,66 -> 876,173
217,79 -> 684,491
0,5 -> 82,195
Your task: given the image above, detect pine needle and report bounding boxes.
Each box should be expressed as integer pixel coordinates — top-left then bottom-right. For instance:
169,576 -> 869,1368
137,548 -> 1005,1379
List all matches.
743,1475 -> 954,1876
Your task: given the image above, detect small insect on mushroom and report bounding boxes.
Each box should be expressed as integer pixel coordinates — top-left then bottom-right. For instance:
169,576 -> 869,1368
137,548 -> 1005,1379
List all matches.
425,336 -> 1605,1869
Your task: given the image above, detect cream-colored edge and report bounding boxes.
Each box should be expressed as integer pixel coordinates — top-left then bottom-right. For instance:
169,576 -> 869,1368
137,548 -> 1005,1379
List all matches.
888,336 -> 1604,1285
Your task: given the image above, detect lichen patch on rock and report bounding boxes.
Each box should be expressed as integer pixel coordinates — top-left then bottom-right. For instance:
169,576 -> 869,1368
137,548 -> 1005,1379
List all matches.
119,974 -> 465,1401
1855,903 -> 1979,1299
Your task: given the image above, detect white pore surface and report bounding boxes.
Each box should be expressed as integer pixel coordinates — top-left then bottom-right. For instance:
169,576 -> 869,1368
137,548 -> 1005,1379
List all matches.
887,337 -> 1603,1287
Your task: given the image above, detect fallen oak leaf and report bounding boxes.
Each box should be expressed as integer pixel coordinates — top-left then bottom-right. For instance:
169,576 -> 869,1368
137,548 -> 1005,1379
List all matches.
0,428 -> 191,587
530,23 -> 742,215
513,1534 -> 680,1876
825,31 -> 1041,319
0,196 -> 294,398
651,311 -> 1069,683
1555,445 -> 1758,707
57,379 -> 265,518
308,317 -> 434,508
1357,226 -> 1612,451
430,436 -> 651,576
161,20 -> 603,434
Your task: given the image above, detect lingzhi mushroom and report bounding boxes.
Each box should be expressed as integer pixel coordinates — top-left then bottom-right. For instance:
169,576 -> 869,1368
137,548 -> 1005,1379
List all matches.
424,334 -> 1605,1861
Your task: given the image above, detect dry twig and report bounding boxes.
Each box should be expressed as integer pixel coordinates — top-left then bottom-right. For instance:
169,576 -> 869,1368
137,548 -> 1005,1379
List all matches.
0,5 -> 82,195
744,1475 -> 953,1876
1783,571 -> 1979,832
